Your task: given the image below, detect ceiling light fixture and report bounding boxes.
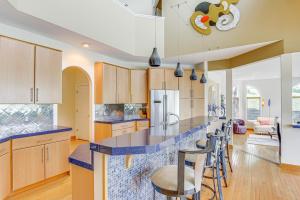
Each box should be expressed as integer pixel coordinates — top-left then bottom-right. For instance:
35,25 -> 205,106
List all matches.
190,68 -> 198,80
149,11 -> 161,67
82,43 -> 90,48
200,73 -> 207,84
174,4 -> 183,77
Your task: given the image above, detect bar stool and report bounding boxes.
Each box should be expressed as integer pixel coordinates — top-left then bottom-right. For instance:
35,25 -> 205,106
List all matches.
185,130 -> 225,200
222,120 -> 233,173
150,144 -> 212,200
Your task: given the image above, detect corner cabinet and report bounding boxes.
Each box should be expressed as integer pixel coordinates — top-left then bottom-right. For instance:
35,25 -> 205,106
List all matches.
35,46 -> 62,104
0,36 -> 35,103
0,36 -> 62,104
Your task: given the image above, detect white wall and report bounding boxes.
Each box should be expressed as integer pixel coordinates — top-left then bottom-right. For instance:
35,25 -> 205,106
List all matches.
117,0 -> 154,15
8,0 -> 164,57
233,78 -> 282,120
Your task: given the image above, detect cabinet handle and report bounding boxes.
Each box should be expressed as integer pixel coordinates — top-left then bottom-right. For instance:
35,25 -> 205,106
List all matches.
36,88 -> 39,102
30,88 -> 34,102
46,147 -> 49,161
42,148 -> 44,163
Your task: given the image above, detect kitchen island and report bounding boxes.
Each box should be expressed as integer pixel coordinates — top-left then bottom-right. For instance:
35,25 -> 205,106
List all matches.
70,117 -> 211,200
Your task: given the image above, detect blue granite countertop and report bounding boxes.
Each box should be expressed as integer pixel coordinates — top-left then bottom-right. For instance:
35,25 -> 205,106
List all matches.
293,124 -> 300,128
94,116 -> 148,124
90,116 -> 209,155
69,144 -> 93,171
0,125 -> 72,143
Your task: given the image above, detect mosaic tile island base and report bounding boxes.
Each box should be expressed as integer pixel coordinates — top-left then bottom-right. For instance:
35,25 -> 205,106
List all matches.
88,117 -> 210,200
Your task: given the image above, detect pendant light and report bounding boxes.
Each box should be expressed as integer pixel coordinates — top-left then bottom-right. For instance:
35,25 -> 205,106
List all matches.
149,10 -> 161,67
190,68 -> 198,80
174,4 -> 184,77
200,73 -> 207,83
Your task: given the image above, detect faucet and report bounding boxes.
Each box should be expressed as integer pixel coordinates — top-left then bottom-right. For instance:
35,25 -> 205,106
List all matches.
167,112 -> 180,125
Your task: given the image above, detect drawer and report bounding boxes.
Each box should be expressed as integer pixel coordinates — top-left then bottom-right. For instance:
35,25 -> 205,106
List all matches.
136,126 -> 149,131
112,122 -> 135,131
136,120 -> 149,128
0,141 -> 10,156
12,131 -> 70,150
112,127 -> 135,137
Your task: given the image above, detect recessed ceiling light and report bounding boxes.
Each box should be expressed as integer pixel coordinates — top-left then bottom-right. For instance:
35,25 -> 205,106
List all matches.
82,43 -> 89,48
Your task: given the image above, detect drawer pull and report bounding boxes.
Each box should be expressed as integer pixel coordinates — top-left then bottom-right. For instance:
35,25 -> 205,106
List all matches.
37,139 -> 53,144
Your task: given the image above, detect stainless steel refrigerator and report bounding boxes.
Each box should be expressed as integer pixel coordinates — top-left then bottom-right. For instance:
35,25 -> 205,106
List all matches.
150,90 -> 180,127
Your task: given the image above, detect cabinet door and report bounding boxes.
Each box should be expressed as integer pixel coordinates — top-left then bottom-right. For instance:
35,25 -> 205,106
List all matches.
148,68 -> 165,90
117,67 -> 130,103
102,64 -> 117,104
191,70 -> 204,98
0,37 -> 35,103
13,145 -> 45,191
180,99 -> 192,120
130,70 -> 147,103
0,153 -> 10,200
45,140 -> 70,179
35,46 -> 62,103
192,99 -> 205,117
165,69 -> 179,90
179,70 -> 192,98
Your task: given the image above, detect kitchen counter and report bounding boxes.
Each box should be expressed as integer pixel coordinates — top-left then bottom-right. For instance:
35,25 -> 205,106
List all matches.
69,144 -> 93,171
94,116 -> 148,124
0,125 -> 72,143
91,116 -> 209,155
293,124 -> 300,128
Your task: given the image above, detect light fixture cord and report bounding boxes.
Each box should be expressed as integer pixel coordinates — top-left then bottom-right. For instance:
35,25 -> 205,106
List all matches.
177,4 -> 180,63
155,9 -> 157,48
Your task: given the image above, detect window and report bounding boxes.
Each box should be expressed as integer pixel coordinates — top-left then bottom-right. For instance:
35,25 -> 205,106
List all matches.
246,86 -> 261,120
232,86 -> 239,119
293,85 -> 300,123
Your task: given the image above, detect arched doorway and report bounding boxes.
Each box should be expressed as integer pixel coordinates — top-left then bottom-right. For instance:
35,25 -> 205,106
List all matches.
58,66 -> 92,141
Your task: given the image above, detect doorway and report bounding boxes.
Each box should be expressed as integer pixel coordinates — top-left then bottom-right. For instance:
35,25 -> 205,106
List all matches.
58,67 -> 92,141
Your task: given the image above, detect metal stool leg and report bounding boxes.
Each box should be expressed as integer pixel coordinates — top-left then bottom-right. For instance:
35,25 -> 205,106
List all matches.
153,189 -> 156,200
226,143 -> 233,172
216,156 -> 224,200
220,150 -> 228,187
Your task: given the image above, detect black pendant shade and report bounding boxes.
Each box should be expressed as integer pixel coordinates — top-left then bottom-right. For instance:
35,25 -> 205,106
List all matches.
190,68 -> 198,80
174,62 -> 183,77
149,47 -> 161,67
200,73 -> 207,84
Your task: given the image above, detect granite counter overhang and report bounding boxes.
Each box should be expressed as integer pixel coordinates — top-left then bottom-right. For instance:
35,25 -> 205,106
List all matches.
293,124 -> 300,128
0,126 -> 72,144
90,117 -> 210,156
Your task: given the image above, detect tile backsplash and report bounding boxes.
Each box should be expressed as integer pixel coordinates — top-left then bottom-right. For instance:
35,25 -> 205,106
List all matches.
95,104 -> 147,119
0,104 -> 54,132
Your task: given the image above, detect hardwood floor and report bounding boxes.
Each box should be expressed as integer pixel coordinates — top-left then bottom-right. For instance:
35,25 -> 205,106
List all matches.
7,137 -> 300,200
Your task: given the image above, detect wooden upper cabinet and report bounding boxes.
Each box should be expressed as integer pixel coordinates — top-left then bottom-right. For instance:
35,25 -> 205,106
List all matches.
180,98 -> 191,120
117,67 -> 130,103
192,70 -> 205,98
179,69 -> 192,98
192,98 -> 205,117
164,69 -> 179,90
94,63 -> 117,104
148,68 -> 165,90
45,140 -> 70,179
35,46 -> 62,104
0,37 -> 35,103
130,70 -> 147,103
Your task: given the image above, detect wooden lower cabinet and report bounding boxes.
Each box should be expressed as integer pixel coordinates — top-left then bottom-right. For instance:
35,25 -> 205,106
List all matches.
45,140 -> 70,178
0,153 -> 11,200
13,145 -> 45,191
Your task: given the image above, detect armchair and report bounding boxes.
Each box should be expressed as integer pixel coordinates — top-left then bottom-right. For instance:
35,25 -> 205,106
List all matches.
233,119 -> 247,134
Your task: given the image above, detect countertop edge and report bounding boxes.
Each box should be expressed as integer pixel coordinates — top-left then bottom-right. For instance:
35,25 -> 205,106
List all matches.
94,118 -> 149,124
0,126 -> 72,144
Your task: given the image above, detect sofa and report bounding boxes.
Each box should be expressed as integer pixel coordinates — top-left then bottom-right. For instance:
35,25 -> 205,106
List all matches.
253,117 -> 277,135
233,119 -> 247,134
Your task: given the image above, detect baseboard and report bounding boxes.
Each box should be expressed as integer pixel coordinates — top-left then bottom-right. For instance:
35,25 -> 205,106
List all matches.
70,135 -> 77,141
280,163 -> 300,172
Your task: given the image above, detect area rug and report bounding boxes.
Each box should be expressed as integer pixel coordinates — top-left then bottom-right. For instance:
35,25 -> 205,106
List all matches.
247,134 -> 279,147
